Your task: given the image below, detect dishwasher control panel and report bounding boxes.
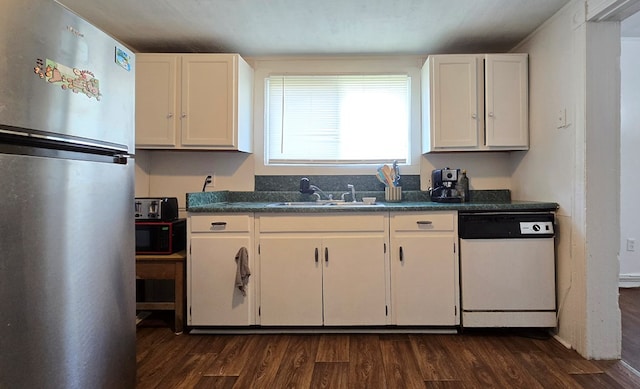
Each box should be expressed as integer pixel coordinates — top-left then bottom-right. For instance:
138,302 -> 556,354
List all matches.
459,212 -> 555,239
520,221 -> 554,235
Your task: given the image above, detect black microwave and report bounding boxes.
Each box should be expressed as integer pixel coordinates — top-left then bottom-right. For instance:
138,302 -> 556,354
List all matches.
135,219 -> 186,255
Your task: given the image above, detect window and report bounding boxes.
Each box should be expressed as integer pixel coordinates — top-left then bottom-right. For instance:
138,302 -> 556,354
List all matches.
265,74 -> 410,165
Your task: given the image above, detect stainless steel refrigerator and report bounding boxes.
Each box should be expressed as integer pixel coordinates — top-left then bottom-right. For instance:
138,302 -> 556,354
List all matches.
0,0 -> 136,387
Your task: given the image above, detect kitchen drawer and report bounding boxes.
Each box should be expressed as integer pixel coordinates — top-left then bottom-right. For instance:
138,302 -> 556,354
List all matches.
258,214 -> 387,233
391,212 -> 455,232
190,214 -> 251,233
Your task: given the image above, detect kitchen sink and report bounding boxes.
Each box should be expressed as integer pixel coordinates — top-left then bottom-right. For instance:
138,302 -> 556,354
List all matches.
267,201 -> 384,207
332,202 -> 384,207
267,202 -> 328,207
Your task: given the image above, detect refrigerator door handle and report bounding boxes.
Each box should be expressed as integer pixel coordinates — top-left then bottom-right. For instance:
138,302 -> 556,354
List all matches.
1,125 -> 133,164
0,126 -> 129,154
113,154 -> 132,165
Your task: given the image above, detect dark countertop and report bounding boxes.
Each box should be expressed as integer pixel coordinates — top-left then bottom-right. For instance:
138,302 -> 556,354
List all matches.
187,200 -> 558,213
186,190 -> 558,213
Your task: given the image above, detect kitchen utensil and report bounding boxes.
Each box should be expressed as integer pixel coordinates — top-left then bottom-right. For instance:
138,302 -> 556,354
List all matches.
382,165 -> 395,187
376,167 -> 389,186
392,160 -> 400,186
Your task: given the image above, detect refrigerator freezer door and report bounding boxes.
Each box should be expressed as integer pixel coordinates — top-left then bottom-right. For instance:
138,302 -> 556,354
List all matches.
0,0 -> 135,152
0,153 -> 136,388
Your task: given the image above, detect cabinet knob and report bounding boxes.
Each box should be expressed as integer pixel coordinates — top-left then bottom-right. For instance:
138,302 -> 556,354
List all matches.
167,113 -> 174,119
471,113 -> 477,119
488,112 -> 494,117
181,112 -> 187,118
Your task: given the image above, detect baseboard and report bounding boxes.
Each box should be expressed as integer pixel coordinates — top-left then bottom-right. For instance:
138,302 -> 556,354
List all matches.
552,333 -> 572,349
621,361 -> 640,379
136,311 -> 152,325
619,274 -> 640,288
190,327 -> 459,335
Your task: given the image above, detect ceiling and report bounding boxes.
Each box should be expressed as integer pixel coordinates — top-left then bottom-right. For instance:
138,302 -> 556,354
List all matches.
57,0 -> 574,56
623,9 -> 640,36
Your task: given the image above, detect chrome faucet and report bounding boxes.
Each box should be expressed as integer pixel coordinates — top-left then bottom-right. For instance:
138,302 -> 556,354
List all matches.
310,185 -> 332,201
340,184 -> 357,202
348,184 -> 356,202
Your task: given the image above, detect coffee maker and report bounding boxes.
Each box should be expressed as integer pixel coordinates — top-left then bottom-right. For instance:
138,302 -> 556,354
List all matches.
430,168 -> 462,203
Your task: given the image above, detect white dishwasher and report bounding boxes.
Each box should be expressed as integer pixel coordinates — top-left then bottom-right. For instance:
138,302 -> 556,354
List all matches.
458,212 -> 556,328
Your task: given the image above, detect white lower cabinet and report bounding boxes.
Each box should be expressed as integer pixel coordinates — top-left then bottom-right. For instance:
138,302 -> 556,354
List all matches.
186,210 -> 461,328
322,236 -> 387,325
257,214 -> 390,326
258,236 -> 323,325
390,212 -> 459,326
188,214 -> 254,326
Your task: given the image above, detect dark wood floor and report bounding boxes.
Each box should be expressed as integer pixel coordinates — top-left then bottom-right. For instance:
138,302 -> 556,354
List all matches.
136,288 -> 640,388
620,287 -> 640,372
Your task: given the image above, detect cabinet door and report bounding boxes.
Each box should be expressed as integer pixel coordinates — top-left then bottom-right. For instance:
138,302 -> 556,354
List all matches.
135,54 -> 179,147
180,54 -> 236,147
485,54 -> 528,148
189,236 -> 252,325
427,55 -> 480,149
392,235 -> 457,325
259,236 -> 323,325
322,236 -> 387,325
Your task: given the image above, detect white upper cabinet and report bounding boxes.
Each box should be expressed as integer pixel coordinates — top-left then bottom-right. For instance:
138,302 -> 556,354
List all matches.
422,55 -> 481,150
422,53 -> 528,152
135,55 -> 179,147
135,53 -> 253,152
484,54 -> 529,148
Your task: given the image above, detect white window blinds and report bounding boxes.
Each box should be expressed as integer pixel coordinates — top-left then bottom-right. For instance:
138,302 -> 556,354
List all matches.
265,74 -> 410,165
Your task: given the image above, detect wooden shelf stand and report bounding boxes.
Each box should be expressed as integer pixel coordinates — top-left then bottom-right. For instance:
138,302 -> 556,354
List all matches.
135,250 -> 186,333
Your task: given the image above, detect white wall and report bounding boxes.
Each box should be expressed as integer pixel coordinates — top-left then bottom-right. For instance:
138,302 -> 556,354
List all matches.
135,147 -> 514,200
506,28 -> 578,346
511,1 -> 582,353
134,150 -> 151,197
619,38 -> 640,283
134,150 -> 255,211
420,153 -> 512,191
513,0 -> 622,359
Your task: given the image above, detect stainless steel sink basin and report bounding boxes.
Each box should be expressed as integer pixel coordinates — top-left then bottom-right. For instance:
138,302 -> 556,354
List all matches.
267,201 -> 384,207
332,202 -> 384,207
267,202 -> 328,207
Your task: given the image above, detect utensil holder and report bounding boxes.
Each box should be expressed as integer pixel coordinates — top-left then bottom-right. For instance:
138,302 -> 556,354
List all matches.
385,186 -> 402,202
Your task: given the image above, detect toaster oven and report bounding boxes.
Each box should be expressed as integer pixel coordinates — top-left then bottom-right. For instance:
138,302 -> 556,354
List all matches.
134,197 -> 178,221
